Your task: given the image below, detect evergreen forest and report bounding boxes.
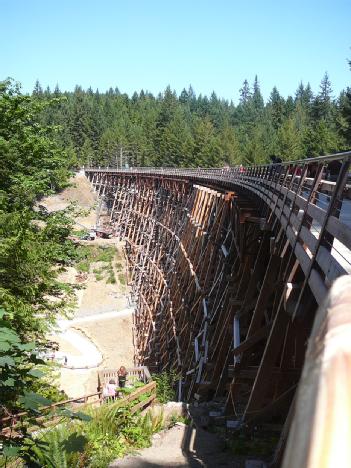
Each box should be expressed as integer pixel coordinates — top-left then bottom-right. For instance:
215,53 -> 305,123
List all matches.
31,71 -> 351,168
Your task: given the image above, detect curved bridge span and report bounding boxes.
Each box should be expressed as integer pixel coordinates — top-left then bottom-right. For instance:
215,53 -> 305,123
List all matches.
85,151 -> 351,459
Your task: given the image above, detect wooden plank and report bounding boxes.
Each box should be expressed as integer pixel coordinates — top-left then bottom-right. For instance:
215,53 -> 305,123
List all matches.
316,245 -> 347,283
232,324 -> 270,357
307,269 -> 327,305
299,225 -> 318,253
326,215 -> 351,251
130,394 -> 156,414
294,243 -> 311,275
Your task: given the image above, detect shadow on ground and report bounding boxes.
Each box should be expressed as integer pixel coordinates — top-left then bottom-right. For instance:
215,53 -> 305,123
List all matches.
110,404 -> 242,467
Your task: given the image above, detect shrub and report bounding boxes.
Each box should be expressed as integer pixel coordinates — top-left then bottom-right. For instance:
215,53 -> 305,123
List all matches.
107,275 -> 116,284
152,370 -> 177,403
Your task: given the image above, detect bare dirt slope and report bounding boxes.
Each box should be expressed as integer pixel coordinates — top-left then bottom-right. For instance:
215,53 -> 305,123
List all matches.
43,172 -> 134,398
41,171 -> 97,229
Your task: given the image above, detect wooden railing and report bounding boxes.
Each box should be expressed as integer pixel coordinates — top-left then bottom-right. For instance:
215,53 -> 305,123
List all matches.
97,365 -> 152,391
0,391 -> 102,437
281,275 -> 351,468
86,151 -> 351,310
1,368 -> 155,437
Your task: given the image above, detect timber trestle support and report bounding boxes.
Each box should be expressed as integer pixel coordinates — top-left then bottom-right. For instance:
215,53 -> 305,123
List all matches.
85,151 -> 351,461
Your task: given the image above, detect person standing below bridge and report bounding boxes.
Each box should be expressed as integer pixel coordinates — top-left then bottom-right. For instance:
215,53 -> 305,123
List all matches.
117,365 -> 128,388
104,378 -> 118,400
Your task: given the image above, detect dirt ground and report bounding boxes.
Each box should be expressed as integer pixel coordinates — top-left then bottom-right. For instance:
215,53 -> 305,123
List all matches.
57,310 -> 134,397
41,170 -> 97,230
76,245 -> 129,318
76,314 -> 134,369
44,172 -> 135,398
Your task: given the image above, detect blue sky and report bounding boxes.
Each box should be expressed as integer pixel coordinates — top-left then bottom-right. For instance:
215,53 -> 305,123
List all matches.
1,0 -> 350,102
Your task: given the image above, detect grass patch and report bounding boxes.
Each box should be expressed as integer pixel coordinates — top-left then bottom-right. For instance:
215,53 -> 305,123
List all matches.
77,261 -> 90,273
72,229 -> 89,238
118,273 -> 126,286
95,246 -> 116,263
92,267 -> 101,274
75,245 -> 126,287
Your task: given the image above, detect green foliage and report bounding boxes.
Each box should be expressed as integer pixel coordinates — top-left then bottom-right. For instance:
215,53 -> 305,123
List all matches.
107,275 -> 116,284
115,261 -> 123,271
118,273 -> 126,286
225,430 -> 279,459
75,245 -> 122,285
169,413 -> 191,427
0,79 -> 76,340
0,308 -> 44,411
72,228 -> 89,238
152,370 -> 177,403
95,246 -> 115,263
24,393 -> 166,468
0,80 -> 91,466
0,308 -> 91,467
29,72 -> 349,169
30,366 -> 68,402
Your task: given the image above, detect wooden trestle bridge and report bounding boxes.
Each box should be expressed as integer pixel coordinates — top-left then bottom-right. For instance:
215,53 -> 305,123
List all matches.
85,151 -> 351,464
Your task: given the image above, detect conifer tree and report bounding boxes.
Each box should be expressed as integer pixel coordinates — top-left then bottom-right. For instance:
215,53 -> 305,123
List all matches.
53,83 -> 61,97
179,88 -> 189,104
239,79 -> 251,104
252,75 -> 264,113
268,86 -> 285,128
33,79 -> 43,97
339,58 -> 351,146
312,72 -> 333,121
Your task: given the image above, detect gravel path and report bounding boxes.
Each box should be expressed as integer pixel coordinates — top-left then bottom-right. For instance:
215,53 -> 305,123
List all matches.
51,327 -> 103,369
57,307 -> 134,327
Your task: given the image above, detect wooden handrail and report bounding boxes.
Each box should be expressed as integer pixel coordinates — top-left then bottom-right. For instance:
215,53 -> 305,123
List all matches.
97,365 -> 152,390
1,381 -> 156,436
0,392 -> 102,426
282,275 -> 351,467
1,367 -> 155,432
